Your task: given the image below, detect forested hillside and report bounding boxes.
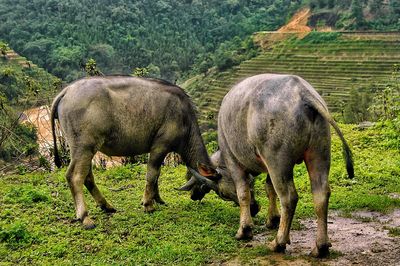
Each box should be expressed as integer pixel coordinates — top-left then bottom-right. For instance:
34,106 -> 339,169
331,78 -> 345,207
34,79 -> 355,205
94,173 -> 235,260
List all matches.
0,1 -> 399,83
0,0 -> 302,82
309,0 -> 400,30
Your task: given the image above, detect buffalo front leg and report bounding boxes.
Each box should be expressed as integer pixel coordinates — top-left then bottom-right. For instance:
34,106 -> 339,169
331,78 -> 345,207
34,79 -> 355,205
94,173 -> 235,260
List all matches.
265,174 -> 280,229
66,155 -> 95,229
305,149 -> 332,258
231,167 -> 253,240
85,167 -> 116,213
142,149 -> 168,213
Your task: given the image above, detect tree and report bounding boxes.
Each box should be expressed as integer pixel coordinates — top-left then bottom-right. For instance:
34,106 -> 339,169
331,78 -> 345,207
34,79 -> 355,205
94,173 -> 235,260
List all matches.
350,0 -> 365,28
85,58 -> 102,76
369,64 -> 400,120
0,41 -> 9,58
370,0 -> 383,16
132,67 -> 149,77
146,63 -> 161,78
0,91 -> 38,163
389,0 -> 400,24
87,44 -> 116,73
317,0 -> 326,8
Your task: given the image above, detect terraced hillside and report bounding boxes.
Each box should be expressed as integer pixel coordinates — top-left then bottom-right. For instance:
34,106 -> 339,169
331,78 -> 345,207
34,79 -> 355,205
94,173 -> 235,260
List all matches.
0,45 -> 61,106
2,48 -> 38,69
185,32 -> 400,129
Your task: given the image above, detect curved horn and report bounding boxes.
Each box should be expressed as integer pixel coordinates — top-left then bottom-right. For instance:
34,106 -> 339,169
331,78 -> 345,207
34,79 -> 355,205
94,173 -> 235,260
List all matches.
188,167 -> 219,191
249,173 -> 255,184
175,176 -> 197,191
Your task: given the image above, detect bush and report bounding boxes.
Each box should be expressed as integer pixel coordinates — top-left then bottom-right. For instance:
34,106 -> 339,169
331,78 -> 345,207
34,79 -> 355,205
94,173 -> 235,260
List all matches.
342,64 -> 400,124
373,120 -> 400,150
342,87 -> 374,123
0,122 -> 38,162
206,141 -> 219,154
202,130 -> 217,144
211,36 -> 259,72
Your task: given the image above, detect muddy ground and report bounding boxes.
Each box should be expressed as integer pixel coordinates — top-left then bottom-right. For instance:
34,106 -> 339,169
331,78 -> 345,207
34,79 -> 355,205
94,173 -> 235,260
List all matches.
223,209 -> 400,266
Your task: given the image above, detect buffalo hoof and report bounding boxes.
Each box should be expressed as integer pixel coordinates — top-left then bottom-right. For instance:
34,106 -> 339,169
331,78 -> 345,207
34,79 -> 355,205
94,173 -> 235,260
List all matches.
154,197 -> 166,205
268,239 -> 286,253
310,243 -> 331,258
235,225 -> 253,240
100,203 -> 117,213
82,217 -> 96,230
143,204 -> 156,213
266,215 -> 280,229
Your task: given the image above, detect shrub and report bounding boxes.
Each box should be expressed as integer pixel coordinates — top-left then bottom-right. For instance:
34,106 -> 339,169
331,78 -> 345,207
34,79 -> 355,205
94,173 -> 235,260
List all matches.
342,87 -> 374,123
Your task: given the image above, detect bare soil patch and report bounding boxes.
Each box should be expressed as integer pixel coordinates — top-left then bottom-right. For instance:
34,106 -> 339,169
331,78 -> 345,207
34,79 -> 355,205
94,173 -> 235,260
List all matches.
221,209 -> 400,265
277,8 -> 312,33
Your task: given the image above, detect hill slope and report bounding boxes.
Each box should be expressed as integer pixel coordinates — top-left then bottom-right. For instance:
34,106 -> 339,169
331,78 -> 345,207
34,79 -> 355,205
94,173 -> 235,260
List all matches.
185,31 -> 400,129
0,0 -> 301,82
0,45 -> 61,105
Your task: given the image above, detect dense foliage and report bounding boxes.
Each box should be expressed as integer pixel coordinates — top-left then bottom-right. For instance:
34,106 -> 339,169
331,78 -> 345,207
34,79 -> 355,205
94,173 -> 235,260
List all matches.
342,64 -> 400,124
309,0 -> 400,30
0,44 -> 60,163
0,0 -> 302,82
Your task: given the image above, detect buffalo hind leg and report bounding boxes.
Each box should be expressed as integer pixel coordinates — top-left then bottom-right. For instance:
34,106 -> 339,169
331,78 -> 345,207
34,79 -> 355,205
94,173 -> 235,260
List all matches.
142,148 -> 168,212
304,148 -> 331,258
265,174 -> 280,229
66,152 -> 95,229
85,167 -> 116,213
262,156 -> 298,253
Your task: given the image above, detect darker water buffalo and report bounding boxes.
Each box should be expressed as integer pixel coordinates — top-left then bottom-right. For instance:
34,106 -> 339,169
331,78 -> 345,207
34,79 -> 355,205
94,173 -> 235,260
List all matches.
51,76 -> 213,229
185,74 -> 354,257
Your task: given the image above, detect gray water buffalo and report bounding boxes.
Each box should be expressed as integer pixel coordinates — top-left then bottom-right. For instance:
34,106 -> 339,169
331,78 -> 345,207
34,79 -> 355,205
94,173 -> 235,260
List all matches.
185,74 -> 354,257
51,76 -> 213,229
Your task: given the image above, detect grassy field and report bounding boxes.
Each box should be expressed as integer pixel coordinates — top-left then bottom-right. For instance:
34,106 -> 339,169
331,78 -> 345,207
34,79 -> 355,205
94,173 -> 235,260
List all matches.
1,123 -> 399,265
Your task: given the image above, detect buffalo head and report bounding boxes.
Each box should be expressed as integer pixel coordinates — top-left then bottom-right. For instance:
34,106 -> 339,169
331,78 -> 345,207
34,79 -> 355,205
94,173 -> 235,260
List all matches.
178,151 -> 260,217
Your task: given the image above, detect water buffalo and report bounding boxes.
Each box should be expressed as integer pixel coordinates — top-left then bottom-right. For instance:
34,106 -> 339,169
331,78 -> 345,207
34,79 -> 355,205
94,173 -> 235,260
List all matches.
51,76 -> 213,229
185,74 -> 354,257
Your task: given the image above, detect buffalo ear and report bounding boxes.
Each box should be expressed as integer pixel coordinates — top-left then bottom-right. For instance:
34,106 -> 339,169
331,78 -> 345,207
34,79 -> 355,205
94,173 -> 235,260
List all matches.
197,163 -> 216,177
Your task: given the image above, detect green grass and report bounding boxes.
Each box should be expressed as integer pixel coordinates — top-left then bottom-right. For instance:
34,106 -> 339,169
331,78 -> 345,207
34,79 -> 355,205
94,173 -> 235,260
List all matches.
386,227 -> 400,237
0,123 -> 399,265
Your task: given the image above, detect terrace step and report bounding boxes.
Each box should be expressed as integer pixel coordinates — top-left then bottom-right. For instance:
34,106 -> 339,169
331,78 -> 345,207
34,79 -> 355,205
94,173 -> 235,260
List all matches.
192,33 -> 400,127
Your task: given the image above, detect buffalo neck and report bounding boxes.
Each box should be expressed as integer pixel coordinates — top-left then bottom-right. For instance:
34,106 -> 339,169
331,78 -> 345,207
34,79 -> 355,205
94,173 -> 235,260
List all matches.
181,122 -> 212,169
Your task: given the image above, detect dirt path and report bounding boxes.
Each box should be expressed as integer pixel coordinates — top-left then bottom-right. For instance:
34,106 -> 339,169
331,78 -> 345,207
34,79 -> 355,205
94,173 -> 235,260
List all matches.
224,209 -> 400,265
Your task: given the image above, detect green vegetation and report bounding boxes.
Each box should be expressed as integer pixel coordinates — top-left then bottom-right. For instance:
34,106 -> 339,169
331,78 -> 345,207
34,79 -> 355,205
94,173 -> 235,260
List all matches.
84,58 -> 103,77
387,226 -> 400,237
0,123 -> 399,264
1,2 -> 400,264
309,0 -> 400,30
0,41 -> 60,164
0,49 -> 60,102
185,32 -> 400,129
2,0 -> 398,83
0,0 -> 303,82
